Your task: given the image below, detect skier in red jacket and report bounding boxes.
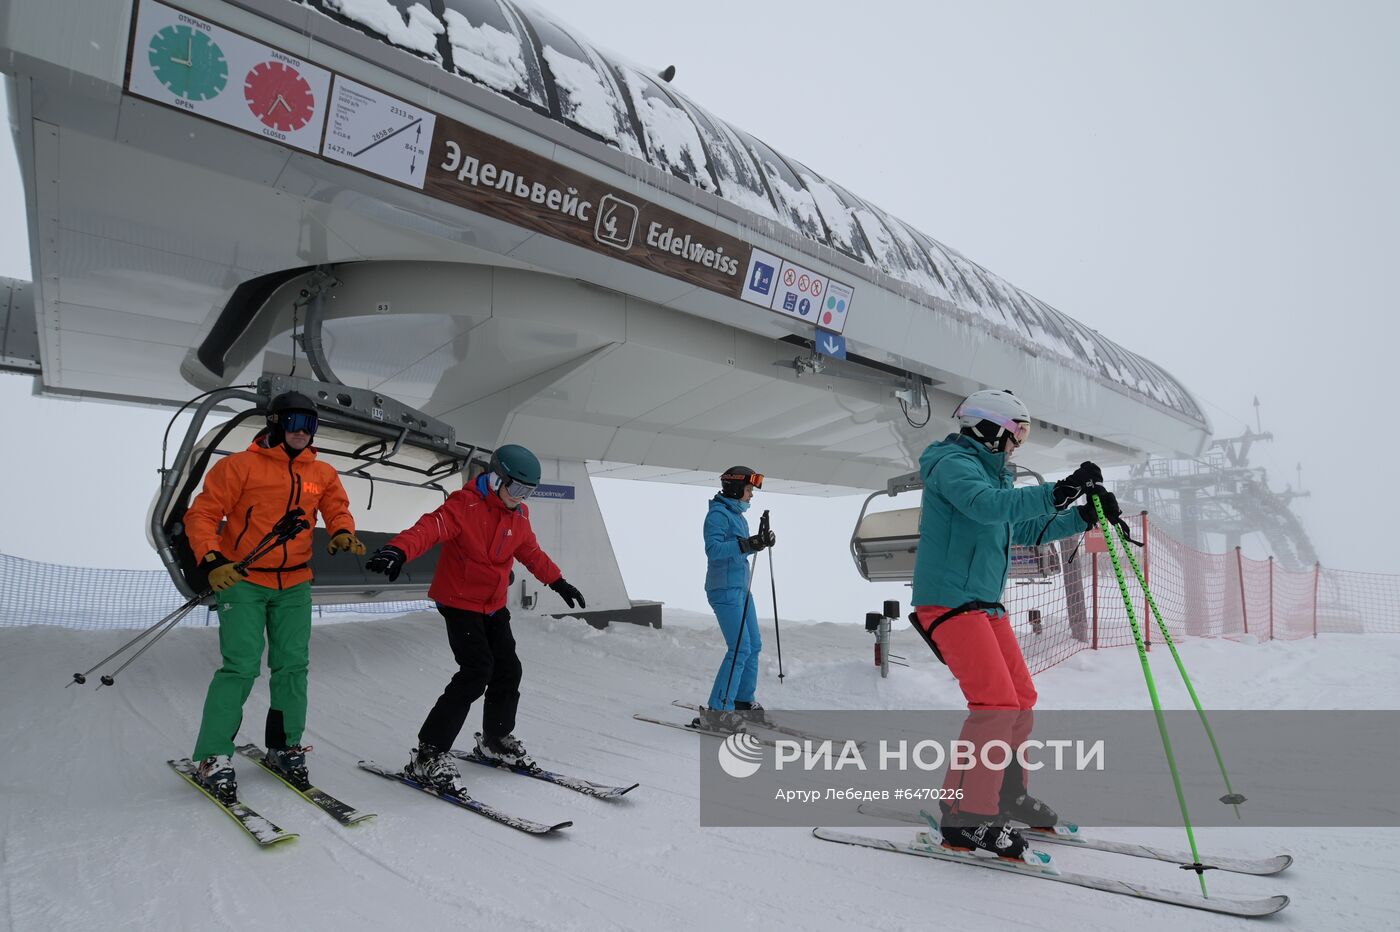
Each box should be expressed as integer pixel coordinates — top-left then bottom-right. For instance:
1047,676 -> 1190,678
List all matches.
366,444 -> 585,791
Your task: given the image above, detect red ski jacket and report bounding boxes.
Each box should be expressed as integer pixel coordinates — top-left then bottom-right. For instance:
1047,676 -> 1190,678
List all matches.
387,477 -> 561,613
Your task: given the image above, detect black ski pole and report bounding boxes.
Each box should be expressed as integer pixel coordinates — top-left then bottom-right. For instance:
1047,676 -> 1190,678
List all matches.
721,510 -> 766,708
92,599 -> 205,688
763,512 -> 784,684
83,510 -> 309,688
69,596 -> 202,686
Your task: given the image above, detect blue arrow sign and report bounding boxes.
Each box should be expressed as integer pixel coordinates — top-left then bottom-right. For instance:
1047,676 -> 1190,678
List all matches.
815,329 -> 846,360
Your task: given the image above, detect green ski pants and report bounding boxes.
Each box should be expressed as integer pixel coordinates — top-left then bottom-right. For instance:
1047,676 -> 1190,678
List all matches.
192,581 -> 312,760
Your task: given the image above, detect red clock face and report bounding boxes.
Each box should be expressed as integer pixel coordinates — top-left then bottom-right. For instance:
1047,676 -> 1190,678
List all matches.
244,61 -> 315,132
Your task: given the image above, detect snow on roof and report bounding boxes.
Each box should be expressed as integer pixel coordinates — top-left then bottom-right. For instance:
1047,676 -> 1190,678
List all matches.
440,9 -> 530,97
798,171 -> 865,258
539,46 -> 642,157
318,0 -> 444,62
303,0 -> 1203,424
618,67 -> 714,192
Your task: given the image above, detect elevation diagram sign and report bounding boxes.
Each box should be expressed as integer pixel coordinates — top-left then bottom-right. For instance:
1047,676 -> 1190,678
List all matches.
127,0 -> 330,153
322,76 -> 437,188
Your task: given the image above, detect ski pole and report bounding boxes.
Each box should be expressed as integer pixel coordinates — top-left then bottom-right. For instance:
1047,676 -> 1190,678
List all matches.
92,599 -> 204,689
82,509 -> 309,688
1103,503 -> 1244,816
764,511 -> 784,684
722,510 -> 766,707
68,595 -> 203,686
1092,491 -> 1210,896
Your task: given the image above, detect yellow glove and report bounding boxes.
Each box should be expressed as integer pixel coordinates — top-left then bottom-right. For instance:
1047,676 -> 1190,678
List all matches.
204,552 -> 245,592
328,531 -> 366,556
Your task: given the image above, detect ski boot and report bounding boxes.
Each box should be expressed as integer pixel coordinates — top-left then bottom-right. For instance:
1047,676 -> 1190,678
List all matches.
733,700 -> 774,728
690,707 -> 745,732
264,745 -> 311,787
406,743 -> 464,793
939,814 -> 1030,861
1001,792 -> 1059,831
195,754 -> 238,805
475,732 -> 537,770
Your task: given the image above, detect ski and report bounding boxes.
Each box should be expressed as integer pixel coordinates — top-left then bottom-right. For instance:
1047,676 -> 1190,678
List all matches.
813,828 -> 1288,918
669,700 -> 862,745
237,744 -> 376,827
167,758 -> 298,847
357,760 -> 572,834
855,803 -> 1293,876
450,745 -> 638,800
632,713 -> 780,746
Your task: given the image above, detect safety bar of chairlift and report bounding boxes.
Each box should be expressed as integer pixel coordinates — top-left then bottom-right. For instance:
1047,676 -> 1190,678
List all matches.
849,465 -> 1049,582
849,471 -> 921,582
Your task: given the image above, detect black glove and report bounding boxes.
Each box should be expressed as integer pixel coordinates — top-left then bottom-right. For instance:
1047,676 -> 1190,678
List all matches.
1053,461 -> 1105,510
491,607 -> 511,624
365,545 -> 406,582
738,528 -> 776,554
549,578 -> 586,609
1078,488 -> 1121,527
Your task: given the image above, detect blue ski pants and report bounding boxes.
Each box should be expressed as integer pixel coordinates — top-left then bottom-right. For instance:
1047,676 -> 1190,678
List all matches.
706,586 -> 762,711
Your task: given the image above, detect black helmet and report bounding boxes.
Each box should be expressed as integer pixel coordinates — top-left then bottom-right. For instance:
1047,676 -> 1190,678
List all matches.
719,466 -> 763,499
266,391 -> 319,444
269,390 -> 317,416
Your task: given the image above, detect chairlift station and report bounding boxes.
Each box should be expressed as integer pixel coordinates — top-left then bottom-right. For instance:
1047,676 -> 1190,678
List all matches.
1,0 -> 1213,613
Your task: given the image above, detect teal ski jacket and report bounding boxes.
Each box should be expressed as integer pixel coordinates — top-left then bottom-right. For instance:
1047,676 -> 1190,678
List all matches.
911,434 -> 1089,608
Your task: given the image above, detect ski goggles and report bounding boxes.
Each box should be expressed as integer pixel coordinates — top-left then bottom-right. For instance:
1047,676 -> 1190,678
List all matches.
278,411 -> 319,435
955,404 -> 1031,446
500,476 -> 537,500
722,471 -> 764,489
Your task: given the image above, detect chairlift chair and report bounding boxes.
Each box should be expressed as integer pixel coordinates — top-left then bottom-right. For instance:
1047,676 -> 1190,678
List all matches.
849,468 -> 1064,584
148,374 -> 483,603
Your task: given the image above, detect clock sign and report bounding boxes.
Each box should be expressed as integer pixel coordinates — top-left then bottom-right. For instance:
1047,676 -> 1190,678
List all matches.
129,1 -> 334,153
244,60 -> 316,132
148,24 -> 228,101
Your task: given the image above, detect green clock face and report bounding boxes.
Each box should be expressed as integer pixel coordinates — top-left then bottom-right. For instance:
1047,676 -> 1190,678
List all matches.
148,25 -> 228,102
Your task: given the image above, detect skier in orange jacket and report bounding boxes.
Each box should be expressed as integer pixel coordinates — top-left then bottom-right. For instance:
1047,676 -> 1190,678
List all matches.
184,391 -> 362,802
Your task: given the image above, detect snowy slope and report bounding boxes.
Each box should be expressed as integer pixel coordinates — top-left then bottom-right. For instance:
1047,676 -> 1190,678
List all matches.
3,612 -> 1398,931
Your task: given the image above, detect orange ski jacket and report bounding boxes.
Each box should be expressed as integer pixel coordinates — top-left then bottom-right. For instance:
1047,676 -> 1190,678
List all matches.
185,440 -> 355,590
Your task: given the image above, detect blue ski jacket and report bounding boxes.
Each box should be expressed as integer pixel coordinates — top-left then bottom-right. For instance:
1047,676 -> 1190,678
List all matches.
703,494 -> 753,592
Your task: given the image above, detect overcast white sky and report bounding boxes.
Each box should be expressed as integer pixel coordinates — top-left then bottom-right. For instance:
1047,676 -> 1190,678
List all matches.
1,1 -> 1396,622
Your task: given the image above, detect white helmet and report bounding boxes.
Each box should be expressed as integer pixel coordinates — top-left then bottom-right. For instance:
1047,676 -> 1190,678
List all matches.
955,389 -> 1032,451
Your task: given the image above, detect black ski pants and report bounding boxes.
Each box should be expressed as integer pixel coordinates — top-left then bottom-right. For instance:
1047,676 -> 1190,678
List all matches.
417,605 -> 522,750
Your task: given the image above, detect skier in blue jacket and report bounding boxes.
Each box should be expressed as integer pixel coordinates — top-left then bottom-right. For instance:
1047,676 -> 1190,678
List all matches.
693,467 -> 776,731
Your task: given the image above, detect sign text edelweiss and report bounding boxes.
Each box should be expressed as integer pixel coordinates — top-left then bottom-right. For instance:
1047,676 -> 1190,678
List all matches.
427,116 -> 749,298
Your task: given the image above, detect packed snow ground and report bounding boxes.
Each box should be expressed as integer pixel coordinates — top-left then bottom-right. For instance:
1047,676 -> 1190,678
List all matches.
3,611 -> 1398,931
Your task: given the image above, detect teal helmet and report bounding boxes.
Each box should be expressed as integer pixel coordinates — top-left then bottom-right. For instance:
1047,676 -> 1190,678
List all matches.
490,444 -> 541,499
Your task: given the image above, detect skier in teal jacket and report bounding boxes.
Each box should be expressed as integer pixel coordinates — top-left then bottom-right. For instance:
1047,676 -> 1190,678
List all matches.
911,389 -> 1122,860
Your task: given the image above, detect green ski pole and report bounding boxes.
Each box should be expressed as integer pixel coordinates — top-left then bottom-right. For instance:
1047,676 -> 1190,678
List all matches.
1091,492 -> 1210,896
1108,514 -> 1245,818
